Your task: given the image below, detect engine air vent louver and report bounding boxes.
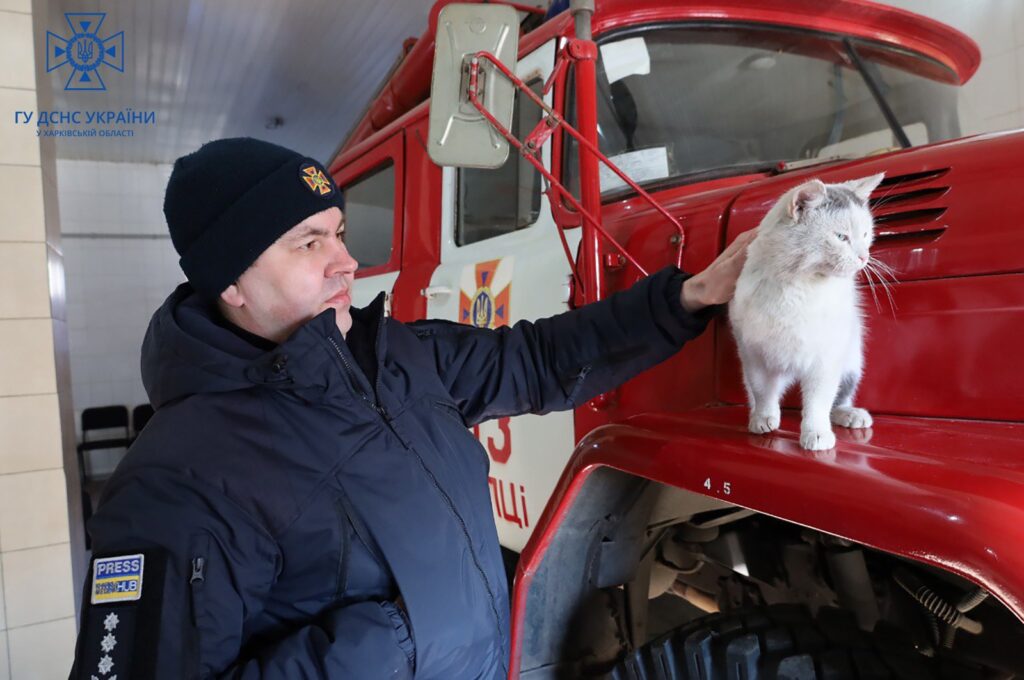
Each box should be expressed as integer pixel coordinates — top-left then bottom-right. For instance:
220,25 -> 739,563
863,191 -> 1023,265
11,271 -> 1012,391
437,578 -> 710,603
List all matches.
876,167 -> 950,189
869,168 -> 951,248
869,186 -> 949,210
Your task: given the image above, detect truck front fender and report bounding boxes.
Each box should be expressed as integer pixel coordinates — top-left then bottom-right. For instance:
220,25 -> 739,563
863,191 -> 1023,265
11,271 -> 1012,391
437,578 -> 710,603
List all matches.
510,406 -> 1024,677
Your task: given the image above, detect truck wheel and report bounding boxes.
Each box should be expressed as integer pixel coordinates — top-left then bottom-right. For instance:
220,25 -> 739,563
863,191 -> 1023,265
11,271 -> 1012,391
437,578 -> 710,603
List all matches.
609,604 -> 984,679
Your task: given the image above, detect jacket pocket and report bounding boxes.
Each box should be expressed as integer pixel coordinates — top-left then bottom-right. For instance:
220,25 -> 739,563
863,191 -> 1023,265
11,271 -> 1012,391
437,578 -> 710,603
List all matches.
431,399 -> 467,428
187,534 -> 212,678
334,499 -> 351,600
429,398 -> 490,476
379,599 -> 416,670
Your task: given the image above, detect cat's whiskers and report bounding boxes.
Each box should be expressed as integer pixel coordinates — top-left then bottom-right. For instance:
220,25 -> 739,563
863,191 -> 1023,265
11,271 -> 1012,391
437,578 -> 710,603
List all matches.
864,260 -> 898,315
860,265 -> 883,313
866,256 -> 901,296
868,183 -> 902,212
869,197 -> 894,213
865,264 -> 896,317
868,257 -> 899,282
860,251 -> 901,315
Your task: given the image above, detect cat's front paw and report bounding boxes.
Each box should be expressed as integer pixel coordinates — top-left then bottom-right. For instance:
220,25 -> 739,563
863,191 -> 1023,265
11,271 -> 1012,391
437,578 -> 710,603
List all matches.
748,412 -> 780,434
800,428 -> 836,451
831,407 -> 873,429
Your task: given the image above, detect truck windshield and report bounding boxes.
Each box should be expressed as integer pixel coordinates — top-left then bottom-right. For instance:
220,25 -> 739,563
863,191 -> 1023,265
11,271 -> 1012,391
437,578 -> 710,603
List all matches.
564,24 -> 962,196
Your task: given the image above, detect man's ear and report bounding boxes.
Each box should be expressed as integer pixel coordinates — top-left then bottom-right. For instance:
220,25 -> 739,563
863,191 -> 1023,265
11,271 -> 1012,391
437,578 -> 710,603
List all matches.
786,179 -> 826,222
220,283 -> 245,309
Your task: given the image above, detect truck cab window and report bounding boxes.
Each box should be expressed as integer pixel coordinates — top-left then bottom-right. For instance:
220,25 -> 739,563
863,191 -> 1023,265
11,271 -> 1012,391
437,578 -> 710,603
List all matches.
456,79 -> 544,246
564,25 -> 961,198
342,161 -> 395,268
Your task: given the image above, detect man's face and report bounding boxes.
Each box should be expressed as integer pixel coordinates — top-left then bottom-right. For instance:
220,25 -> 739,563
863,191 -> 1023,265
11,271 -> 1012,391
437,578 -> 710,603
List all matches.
221,206 -> 358,342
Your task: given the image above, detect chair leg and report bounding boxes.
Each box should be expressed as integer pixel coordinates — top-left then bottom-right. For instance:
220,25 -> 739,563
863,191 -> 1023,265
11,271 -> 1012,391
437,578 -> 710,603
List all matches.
81,487 -> 93,551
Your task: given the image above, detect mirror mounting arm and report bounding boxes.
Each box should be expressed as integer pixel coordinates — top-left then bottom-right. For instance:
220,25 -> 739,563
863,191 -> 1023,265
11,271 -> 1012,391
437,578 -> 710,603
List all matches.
466,52 -> 687,304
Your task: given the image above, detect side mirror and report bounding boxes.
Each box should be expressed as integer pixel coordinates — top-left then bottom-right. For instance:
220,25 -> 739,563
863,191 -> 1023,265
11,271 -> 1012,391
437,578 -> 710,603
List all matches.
427,3 -> 520,169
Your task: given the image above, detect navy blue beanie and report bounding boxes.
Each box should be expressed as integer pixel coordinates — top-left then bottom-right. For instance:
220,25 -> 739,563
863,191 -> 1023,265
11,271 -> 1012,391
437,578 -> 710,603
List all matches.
164,137 -> 345,300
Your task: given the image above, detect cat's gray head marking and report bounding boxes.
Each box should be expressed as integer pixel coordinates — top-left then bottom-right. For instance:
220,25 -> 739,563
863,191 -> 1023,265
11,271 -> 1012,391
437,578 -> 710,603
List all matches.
765,173 -> 885,279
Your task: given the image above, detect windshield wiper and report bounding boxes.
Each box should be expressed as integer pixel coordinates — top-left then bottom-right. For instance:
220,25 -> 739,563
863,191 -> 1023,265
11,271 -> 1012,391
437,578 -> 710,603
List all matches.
600,160 -> 782,201
844,38 -> 912,149
600,154 -> 864,202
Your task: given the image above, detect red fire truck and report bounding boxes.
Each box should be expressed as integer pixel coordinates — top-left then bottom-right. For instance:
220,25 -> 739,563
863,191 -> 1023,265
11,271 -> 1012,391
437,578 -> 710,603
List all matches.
329,1 -> 1024,677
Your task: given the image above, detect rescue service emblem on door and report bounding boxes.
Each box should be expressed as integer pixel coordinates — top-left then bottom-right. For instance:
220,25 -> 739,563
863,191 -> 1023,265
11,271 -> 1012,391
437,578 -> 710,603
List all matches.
457,258 -> 527,529
459,258 -> 513,329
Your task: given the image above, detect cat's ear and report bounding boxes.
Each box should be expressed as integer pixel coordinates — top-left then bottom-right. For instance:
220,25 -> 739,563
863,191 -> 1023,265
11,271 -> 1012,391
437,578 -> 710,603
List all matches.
787,179 -> 826,221
844,172 -> 885,204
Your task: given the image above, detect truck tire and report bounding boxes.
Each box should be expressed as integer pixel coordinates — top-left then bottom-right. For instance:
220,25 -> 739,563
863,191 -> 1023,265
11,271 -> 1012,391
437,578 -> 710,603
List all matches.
609,604 -> 984,680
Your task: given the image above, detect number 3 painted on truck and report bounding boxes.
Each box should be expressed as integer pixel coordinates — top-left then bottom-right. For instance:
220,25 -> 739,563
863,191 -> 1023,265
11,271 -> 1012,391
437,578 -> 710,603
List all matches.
473,417 -> 513,464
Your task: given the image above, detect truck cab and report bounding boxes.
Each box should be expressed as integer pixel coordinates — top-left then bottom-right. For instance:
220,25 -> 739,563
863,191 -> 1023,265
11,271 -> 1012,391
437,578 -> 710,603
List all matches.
329,1 -> 1024,676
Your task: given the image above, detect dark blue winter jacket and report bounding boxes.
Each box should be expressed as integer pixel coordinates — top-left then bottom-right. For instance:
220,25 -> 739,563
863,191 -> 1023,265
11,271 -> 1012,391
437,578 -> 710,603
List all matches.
71,267 -> 711,679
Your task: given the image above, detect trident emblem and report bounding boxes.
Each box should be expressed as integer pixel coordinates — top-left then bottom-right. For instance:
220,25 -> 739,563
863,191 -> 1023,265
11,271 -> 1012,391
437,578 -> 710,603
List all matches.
46,13 -> 124,91
460,259 -> 511,329
472,291 -> 493,328
76,39 -> 94,64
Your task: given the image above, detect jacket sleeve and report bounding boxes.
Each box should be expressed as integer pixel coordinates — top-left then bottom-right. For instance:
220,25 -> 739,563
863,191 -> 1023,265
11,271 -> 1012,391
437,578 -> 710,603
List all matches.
410,266 -> 716,426
70,470 -> 415,680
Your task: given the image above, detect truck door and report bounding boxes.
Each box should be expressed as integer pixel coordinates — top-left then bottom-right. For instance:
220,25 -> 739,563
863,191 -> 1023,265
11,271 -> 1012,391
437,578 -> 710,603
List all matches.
424,40 -> 581,552
334,131 -> 404,310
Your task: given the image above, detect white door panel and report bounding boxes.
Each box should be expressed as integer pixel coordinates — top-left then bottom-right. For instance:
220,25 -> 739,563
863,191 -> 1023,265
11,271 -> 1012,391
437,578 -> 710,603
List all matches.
428,40 -> 582,552
352,271 -> 398,313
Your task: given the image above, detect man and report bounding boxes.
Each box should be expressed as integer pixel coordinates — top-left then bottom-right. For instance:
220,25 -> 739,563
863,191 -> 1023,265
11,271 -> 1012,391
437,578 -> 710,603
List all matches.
70,138 -> 753,679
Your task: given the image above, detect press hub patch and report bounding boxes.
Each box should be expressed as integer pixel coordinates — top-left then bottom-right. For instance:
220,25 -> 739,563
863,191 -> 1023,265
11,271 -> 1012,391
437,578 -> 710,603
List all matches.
91,554 -> 144,604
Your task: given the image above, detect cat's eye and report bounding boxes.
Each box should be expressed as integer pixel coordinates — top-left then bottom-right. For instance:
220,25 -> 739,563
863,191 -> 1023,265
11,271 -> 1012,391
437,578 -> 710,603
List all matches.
835,233 -> 849,242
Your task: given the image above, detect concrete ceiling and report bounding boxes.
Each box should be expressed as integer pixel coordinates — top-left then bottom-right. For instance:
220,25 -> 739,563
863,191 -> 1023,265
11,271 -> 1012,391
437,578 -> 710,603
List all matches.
39,0 -> 434,165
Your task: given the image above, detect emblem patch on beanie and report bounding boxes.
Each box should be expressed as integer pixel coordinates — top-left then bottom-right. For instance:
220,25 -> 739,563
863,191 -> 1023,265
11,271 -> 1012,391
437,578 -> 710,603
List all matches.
300,163 -> 335,197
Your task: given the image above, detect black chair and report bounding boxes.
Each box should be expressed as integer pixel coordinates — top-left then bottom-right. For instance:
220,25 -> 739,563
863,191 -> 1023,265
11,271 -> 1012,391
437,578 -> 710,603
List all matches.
78,405 -> 132,465
131,404 -> 154,441
77,405 -> 132,548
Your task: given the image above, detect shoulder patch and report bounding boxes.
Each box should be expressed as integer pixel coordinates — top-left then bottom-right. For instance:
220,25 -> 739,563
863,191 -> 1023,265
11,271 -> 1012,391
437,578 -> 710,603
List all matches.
91,554 -> 144,604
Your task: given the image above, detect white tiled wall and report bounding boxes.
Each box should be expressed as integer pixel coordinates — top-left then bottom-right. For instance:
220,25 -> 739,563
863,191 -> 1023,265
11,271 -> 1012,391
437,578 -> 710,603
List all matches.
58,161 -> 171,239
59,161 -> 184,474
0,3 -> 79,677
0,631 -> 8,680
889,0 -> 1024,135
6,619 -> 76,680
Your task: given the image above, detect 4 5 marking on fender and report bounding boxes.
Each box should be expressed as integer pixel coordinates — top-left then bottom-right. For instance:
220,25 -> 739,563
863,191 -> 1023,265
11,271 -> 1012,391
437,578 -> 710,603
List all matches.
703,477 -> 732,496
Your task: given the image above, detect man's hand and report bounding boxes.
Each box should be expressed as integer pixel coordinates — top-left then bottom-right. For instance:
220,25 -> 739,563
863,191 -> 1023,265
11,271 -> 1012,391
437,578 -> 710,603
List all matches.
680,229 -> 757,312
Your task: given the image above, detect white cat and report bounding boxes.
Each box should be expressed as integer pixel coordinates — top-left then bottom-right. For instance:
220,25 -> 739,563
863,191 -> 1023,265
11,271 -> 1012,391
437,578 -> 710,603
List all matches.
728,173 -> 885,451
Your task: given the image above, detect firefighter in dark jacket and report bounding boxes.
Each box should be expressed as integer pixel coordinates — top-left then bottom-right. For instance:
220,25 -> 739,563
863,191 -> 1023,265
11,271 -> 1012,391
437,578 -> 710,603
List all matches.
70,138 -> 753,679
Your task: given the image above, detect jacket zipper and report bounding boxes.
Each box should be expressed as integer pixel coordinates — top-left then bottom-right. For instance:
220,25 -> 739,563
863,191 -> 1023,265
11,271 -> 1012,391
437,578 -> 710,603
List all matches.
372,308 -> 387,409
327,336 -> 387,418
334,500 -> 351,600
190,557 -> 206,585
326,333 -> 508,677
187,551 -> 207,674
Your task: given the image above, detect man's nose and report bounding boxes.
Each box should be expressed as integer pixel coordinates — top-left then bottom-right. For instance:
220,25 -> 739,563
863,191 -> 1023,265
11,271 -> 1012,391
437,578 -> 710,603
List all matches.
327,239 -> 359,276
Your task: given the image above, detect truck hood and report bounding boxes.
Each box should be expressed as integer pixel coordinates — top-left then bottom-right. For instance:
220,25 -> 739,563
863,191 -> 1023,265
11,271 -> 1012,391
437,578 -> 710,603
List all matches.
604,131 -> 1024,422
